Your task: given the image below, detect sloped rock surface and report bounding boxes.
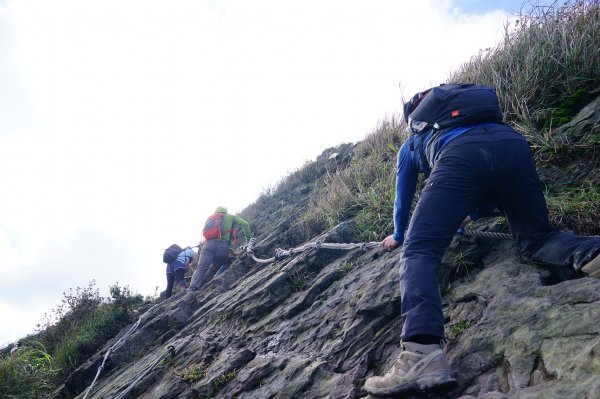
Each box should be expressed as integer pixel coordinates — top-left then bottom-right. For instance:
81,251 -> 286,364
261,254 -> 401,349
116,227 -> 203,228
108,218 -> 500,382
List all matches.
56,230 -> 600,399
54,98 -> 600,399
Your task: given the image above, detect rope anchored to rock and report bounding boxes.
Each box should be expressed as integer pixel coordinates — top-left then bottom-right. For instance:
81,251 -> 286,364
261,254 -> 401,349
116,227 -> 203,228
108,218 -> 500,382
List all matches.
461,229 -> 512,240
82,304 -> 161,399
245,237 -> 380,264
244,228 -> 510,264
112,345 -> 176,399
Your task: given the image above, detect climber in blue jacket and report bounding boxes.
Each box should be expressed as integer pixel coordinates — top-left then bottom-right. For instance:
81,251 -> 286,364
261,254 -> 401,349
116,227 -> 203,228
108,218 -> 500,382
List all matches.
165,247 -> 196,299
364,84 -> 600,397
388,125 -> 500,246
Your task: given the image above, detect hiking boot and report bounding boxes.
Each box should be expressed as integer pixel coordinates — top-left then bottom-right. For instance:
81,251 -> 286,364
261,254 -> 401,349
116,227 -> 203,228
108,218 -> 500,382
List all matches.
364,341 -> 457,397
582,252 -> 600,278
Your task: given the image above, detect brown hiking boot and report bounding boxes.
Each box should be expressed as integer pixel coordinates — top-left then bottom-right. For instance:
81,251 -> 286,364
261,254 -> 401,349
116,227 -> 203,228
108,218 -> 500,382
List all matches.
364,341 -> 457,397
582,252 -> 600,278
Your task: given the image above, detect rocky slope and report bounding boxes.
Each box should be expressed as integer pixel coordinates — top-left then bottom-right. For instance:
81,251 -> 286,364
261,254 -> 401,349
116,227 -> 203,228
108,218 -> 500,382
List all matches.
55,95 -> 600,399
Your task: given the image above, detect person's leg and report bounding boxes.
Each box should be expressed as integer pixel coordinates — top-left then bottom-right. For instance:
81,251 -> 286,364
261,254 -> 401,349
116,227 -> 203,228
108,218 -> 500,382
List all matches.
366,135 -> 496,396
400,159 -> 482,341
190,241 -> 216,289
202,241 -> 230,285
490,139 -> 600,270
173,268 -> 187,292
165,273 -> 175,299
365,170 -> 476,396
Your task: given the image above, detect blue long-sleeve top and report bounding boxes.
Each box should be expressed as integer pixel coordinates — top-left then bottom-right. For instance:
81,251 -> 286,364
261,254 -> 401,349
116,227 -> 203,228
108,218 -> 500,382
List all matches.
166,247 -> 197,274
392,123 -> 501,243
177,248 -> 196,264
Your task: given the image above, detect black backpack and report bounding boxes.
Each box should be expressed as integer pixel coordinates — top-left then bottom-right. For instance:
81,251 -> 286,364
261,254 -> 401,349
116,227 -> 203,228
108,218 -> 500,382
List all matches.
163,244 -> 182,263
406,83 -> 504,134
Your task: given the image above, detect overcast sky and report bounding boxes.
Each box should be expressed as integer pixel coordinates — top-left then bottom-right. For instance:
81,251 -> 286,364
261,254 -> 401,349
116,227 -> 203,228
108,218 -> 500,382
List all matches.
0,0 -> 544,345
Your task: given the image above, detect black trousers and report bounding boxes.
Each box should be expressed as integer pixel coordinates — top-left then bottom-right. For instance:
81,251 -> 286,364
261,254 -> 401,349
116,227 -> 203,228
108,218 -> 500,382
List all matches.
400,126 -> 600,340
165,268 -> 186,298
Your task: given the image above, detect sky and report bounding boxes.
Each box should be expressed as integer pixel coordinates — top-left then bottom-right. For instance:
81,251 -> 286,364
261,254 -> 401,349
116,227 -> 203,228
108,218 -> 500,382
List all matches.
0,0 -> 546,345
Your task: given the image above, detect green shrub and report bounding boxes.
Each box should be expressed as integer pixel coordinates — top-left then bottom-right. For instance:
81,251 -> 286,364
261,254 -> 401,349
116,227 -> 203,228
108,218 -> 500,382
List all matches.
303,117 -> 402,239
1,281 -> 147,396
46,283 -> 143,379
175,364 -> 206,383
0,341 -> 59,398
51,302 -> 130,377
212,369 -> 237,392
449,320 -> 473,339
35,281 -> 104,358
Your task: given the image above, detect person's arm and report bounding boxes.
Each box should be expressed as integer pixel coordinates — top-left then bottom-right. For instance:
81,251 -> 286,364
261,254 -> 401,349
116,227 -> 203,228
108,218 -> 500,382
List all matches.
232,215 -> 252,240
392,140 -> 420,244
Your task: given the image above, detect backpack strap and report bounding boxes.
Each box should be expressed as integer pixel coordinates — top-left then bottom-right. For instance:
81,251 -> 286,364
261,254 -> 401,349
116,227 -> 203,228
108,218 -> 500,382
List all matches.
409,134 -> 430,172
226,221 -> 237,246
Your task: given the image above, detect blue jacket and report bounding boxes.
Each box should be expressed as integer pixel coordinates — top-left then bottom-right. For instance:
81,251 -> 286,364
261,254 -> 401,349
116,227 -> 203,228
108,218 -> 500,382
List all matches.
177,248 -> 196,264
166,248 -> 196,274
392,123 -> 502,243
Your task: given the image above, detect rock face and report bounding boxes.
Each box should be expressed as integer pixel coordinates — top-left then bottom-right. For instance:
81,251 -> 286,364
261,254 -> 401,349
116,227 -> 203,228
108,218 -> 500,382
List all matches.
54,105 -> 600,398
55,228 -> 600,399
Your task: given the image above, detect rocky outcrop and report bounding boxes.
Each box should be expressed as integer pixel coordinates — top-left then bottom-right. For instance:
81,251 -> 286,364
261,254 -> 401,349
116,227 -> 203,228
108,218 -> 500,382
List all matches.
53,223 -> 600,399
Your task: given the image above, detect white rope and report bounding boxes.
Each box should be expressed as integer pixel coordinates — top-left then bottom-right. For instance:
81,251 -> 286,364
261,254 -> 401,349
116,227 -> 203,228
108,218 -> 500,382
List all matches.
462,229 -> 512,240
245,237 -> 381,264
244,228 -> 511,264
112,345 -> 175,399
82,304 -> 157,399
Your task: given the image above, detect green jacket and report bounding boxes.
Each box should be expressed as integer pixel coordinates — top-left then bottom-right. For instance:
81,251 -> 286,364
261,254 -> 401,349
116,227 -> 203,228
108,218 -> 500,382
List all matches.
219,213 -> 251,243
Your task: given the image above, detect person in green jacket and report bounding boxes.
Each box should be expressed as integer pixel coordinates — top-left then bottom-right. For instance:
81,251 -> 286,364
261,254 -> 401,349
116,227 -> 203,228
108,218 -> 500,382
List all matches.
190,206 -> 252,290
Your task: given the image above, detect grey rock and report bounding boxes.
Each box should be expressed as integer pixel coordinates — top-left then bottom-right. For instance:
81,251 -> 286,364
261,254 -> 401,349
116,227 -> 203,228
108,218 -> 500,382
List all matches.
62,234 -> 600,399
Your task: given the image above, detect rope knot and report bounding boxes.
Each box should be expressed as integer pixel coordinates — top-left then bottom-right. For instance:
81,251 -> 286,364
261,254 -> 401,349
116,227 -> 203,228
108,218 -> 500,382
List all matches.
275,248 -> 289,260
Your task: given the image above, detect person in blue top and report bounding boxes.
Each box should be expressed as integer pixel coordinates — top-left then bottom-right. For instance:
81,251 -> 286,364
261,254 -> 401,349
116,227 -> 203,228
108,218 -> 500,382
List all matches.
364,84 -> 600,397
387,126 -> 501,246
165,247 -> 196,299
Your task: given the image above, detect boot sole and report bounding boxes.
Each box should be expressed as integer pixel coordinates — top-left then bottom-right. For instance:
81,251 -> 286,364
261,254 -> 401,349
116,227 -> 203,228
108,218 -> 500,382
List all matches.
582,253 -> 600,279
364,370 -> 457,397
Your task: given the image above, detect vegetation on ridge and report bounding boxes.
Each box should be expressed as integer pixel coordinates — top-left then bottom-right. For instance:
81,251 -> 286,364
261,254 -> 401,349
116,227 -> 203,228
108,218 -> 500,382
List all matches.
0,282 -> 147,398
449,0 -> 600,141
243,0 -> 600,241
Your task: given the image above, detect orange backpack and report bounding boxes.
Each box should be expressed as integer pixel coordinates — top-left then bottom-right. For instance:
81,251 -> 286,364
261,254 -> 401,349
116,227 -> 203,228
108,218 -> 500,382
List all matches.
202,213 -> 225,241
